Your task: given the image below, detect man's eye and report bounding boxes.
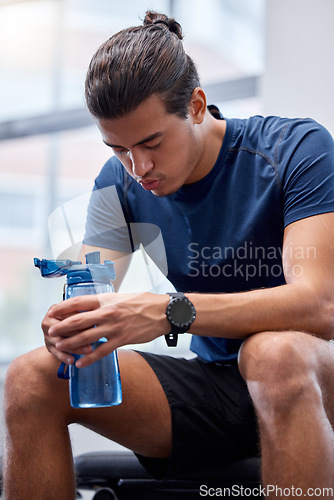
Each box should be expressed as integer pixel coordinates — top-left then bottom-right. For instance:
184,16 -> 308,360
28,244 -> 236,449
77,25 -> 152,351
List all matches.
113,148 -> 128,155
144,143 -> 161,150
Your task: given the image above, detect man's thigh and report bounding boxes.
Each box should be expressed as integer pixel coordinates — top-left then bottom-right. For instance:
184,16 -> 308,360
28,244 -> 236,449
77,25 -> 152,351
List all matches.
5,347 -> 172,459
69,349 -> 172,459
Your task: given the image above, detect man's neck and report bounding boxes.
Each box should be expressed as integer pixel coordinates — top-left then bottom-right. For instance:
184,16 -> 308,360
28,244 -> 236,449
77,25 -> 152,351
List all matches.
197,110 -> 226,180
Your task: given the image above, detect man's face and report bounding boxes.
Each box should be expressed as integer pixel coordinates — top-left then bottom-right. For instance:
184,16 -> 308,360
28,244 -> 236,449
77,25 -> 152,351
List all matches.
95,94 -> 202,197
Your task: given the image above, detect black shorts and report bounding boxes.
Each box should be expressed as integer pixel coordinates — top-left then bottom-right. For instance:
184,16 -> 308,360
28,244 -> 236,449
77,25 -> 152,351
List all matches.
135,351 -> 259,480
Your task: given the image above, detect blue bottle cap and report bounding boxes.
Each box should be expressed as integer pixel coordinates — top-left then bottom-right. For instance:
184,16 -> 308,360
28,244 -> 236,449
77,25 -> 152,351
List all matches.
34,252 -> 116,284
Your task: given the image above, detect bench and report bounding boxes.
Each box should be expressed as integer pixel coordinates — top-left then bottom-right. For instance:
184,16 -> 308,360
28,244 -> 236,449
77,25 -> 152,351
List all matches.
74,450 -> 261,499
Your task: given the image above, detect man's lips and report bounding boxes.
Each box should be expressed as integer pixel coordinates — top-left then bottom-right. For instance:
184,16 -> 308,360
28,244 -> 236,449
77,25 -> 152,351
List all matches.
140,179 -> 161,190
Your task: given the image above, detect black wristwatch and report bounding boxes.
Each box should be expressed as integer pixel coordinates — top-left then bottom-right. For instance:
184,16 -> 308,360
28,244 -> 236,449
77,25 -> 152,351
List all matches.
165,292 -> 196,347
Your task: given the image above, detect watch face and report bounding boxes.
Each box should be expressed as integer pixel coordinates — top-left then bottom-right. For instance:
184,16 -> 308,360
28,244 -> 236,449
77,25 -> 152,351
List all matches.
170,300 -> 194,325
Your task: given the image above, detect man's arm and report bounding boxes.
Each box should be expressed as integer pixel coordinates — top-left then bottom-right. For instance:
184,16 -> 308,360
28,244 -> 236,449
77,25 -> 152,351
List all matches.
189,212 -> 334,341
47,212 -> 334,368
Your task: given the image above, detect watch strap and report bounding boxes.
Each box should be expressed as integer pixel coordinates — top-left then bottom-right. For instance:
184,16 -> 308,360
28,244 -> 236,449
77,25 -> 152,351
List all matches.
167,292 -> 184,300
165,332 -> 178,347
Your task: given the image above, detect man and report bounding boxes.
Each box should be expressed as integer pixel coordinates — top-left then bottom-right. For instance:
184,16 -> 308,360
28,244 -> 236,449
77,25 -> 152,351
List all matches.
3,11 -> 334,499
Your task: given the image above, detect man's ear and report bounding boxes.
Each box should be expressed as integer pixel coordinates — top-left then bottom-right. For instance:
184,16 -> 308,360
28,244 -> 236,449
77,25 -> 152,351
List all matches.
189,87 -> 207,124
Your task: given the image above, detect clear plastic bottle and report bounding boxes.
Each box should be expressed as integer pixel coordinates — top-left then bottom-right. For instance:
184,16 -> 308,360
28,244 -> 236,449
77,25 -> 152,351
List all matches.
65,279 -> 122,408
34,251 -> 122,408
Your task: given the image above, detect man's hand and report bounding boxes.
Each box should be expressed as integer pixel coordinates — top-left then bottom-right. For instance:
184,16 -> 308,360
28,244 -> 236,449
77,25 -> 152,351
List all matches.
44,292 -> 171,367
42,306 -> 93,365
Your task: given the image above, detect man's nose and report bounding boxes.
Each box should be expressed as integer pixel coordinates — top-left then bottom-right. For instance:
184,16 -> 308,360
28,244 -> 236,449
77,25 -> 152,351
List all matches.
130,151 -> 154,178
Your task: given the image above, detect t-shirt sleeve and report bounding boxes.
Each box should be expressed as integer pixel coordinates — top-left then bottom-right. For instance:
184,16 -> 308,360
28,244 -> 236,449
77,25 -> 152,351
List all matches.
279,120 -> 334,227
83,158 -> 133,253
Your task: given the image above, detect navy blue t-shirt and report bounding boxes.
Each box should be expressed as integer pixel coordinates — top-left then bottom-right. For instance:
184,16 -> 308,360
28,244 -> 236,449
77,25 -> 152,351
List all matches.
84,114 -> 334,362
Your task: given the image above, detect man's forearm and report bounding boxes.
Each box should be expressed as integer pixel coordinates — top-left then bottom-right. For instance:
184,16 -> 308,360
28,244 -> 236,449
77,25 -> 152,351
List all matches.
187,283 -> 334,340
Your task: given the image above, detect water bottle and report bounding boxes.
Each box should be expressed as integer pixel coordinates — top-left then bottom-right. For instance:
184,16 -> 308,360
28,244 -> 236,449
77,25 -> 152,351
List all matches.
34,251 -> 122,408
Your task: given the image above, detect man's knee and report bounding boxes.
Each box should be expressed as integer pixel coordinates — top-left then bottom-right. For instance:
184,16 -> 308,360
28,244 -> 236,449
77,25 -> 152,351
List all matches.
4,347 -> 63,424
238,331 -> 321,412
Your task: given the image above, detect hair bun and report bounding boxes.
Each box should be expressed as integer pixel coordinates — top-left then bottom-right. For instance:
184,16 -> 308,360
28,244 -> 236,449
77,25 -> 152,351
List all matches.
143,11 -> 183,40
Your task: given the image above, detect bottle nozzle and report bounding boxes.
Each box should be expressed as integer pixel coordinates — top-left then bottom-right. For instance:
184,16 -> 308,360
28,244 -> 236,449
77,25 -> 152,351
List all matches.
85,251 -> 101,265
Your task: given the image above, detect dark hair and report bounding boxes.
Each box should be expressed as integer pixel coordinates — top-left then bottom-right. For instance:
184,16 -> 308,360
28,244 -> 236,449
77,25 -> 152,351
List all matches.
85,11 -> 200,119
